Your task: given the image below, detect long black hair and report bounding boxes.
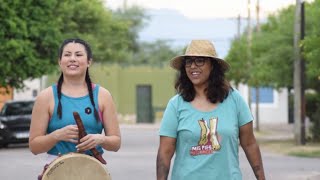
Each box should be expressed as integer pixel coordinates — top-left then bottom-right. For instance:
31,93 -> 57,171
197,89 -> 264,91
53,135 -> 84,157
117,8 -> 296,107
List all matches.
57,38 -> 100,121
174,58 -> 232,103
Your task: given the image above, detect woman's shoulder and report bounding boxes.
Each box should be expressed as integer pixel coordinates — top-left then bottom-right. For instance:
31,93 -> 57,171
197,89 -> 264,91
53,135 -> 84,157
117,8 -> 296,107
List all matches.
166,94 -> 185,108
226,88 -> 246,103
39,86 -> 54,96
35,86 -> 54,103
229,88 -> 241,97
169,94 -> 182,102
96,85 -> 113,99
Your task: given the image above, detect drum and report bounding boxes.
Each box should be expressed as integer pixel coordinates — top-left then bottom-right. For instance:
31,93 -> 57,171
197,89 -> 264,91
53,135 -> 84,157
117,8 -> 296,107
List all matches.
41,153 -> 111,180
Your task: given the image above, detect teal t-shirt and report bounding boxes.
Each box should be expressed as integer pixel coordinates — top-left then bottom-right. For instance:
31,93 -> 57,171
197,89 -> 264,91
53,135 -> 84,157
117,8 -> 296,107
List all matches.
159,89 -> 253,180
47,84 -> 104,156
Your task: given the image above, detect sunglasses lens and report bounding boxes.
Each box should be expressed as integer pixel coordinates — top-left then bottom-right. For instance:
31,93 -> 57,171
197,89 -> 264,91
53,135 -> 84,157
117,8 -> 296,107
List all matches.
185,57 -> 206,67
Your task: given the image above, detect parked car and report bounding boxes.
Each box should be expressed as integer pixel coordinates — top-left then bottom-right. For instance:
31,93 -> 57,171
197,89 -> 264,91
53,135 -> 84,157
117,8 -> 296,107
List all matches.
0,100 -> 34,147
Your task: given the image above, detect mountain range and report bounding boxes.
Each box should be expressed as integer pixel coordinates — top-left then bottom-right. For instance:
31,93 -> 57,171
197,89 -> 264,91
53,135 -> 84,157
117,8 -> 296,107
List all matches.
138,9 -> 248,58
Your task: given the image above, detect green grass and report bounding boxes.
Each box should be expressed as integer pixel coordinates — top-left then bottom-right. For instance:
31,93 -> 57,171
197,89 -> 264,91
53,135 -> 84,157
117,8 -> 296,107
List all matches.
258,138 -> 320,158
289,150 -> 320,158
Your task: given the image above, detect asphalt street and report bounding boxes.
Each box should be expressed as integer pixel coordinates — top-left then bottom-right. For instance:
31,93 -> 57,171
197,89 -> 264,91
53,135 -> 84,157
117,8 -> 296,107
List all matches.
0,124 -> 319,180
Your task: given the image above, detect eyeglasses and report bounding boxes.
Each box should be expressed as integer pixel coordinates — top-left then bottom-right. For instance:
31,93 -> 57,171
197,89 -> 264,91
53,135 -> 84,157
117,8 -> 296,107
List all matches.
184,57 -> 207,67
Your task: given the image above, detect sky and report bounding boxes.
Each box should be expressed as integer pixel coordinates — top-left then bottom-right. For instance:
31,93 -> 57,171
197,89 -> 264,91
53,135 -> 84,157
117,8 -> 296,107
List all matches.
106,0 -> 313,19
105,0 -> 314,58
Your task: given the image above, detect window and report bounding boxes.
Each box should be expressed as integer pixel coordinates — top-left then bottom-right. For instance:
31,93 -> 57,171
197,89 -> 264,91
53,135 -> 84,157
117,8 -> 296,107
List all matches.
1,101 -> 34,116
251,87 -> 274,103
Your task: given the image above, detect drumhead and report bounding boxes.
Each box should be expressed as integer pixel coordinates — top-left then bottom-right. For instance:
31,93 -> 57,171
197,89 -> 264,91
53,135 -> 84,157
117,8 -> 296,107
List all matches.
42,153 -> 111,180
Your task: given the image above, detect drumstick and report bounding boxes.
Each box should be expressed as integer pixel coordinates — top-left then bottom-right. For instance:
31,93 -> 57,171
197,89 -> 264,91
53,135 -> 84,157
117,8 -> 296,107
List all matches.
73,112 -> 107,164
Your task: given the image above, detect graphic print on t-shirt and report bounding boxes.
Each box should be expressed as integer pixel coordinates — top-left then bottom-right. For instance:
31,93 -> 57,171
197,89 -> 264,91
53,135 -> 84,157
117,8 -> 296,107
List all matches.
190,117 -> 221,156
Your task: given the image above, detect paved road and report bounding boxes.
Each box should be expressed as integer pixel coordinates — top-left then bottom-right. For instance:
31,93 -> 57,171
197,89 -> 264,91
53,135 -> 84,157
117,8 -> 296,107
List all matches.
0,124 -> 319,180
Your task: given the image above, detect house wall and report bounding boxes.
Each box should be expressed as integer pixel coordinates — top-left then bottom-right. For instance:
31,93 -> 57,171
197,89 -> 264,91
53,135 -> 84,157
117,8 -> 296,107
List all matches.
91,64 -> 176,115
45,64 -> 289,124
237,84 -> 288,125
13,76 -> 47,101
46,64 -> 177,122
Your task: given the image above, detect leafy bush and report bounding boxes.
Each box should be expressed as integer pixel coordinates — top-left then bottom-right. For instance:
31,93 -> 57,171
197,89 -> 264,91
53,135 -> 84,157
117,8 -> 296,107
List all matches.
306,93 -> 320,142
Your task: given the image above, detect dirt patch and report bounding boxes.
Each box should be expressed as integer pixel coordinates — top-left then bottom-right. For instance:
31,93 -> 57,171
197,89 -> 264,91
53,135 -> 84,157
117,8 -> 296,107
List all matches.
255,130 -> 320,158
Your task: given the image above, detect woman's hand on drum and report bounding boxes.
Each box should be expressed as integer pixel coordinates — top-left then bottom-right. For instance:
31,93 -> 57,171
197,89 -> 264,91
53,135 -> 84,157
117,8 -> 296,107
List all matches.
76,134 -> 104,151
52,125 -> 79,143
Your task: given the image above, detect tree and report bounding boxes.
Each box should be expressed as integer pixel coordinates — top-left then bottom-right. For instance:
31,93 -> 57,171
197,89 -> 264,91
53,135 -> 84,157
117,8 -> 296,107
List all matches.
226,5 -> 296,89
304,0 -> 320,91
248,1 -> 320,90
112,5 -> 150,53
226,1 -> 320,141
0,0 -> 137,89
45,0 -> 136,63
111,6 -> 182,66
0,0 -> 62,89
225,36 -> 250,87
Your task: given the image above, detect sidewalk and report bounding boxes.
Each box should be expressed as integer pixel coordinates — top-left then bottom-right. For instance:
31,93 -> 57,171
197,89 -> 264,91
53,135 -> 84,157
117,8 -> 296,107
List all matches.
255,123 -> 320,180
255,123 -> 294,141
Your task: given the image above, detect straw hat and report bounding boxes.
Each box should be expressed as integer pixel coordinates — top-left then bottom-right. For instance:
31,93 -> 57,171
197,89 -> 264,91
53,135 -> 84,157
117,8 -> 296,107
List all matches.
170,40 -> 230,71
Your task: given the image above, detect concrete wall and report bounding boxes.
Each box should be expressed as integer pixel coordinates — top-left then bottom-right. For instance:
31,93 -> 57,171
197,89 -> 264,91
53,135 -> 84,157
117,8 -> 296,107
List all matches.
237,84 -> 288,125
46,64 -> 177,122
90,64 -> 177,115
13,76 -> 47,101
44,65 -> 289,124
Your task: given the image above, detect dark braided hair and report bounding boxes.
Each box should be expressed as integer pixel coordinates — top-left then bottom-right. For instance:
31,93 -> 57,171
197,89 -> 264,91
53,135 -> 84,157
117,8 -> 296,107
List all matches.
174,57 -> 232,103
85,68 -> 100,121
57,38 -> 100,121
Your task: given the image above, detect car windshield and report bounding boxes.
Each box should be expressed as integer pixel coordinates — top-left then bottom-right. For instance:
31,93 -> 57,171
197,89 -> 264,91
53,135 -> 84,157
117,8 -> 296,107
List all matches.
1,101 -> 34,116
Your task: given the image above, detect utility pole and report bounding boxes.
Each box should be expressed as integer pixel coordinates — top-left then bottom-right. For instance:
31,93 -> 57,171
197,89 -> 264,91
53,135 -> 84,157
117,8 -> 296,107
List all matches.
255,0 -> 260,131
123,0 -> 128,10
247,0 -> 252,111
237,14 -> 241,38
256,0 -> 260,32
293,0 -> 306,145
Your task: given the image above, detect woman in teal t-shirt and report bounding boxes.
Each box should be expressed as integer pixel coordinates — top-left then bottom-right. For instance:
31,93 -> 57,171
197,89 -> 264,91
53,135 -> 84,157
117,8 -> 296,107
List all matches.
157,40 -> 265,180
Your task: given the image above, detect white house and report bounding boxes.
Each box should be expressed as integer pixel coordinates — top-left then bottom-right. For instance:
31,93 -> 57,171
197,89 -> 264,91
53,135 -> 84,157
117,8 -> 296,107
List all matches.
237,83 -> 289,125
13,76 -> 47,100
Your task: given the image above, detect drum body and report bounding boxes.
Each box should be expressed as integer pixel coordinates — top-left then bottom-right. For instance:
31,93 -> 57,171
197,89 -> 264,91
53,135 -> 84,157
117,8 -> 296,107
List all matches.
41,153 -> 111,180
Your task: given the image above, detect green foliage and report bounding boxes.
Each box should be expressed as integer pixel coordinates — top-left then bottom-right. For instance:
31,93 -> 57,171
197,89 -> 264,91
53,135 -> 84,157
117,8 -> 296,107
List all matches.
113,5 -> 150,53
226,5 -> 296,88
305,93 -> 320,141
311,108 -> 320,142
304,0 -> 320,84
250,5 -> 295,89
288,149 -> 320,158
226,1 -> 320,91
225,36 -> 249,86
0,0 -> 148,89
0,0 -> 62,89
226,2 -> 320,141
305,93 -> 320,119
53,0 -> 135,63
250,32 -> 294,88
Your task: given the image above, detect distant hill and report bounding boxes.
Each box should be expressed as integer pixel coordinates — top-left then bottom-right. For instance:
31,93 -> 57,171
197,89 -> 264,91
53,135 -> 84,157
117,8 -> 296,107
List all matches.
139,9 -> 247,58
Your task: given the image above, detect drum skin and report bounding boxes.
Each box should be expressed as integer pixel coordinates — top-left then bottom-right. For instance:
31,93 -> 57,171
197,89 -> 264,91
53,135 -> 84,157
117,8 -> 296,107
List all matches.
41,153 -> 111,180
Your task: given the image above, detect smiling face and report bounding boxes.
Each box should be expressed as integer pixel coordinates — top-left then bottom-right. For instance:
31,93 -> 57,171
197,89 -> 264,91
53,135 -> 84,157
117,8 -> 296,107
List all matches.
185,57 -> 212,88
59,42 -> 91,77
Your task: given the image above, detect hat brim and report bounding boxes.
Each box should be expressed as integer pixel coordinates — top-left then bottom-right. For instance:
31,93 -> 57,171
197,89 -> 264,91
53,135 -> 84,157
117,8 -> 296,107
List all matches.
170,55 -> 230,71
